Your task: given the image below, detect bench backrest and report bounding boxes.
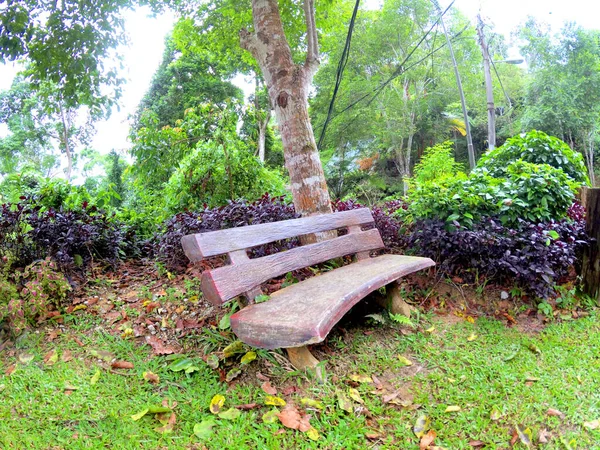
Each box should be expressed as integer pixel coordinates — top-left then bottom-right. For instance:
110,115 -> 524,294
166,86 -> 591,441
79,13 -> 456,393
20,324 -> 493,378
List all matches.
181,208 -> 384,306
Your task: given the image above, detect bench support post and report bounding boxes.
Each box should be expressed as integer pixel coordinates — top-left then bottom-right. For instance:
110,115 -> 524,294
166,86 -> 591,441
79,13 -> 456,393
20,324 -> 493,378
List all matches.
381,281 -> 414,317
286,346 -> 319,370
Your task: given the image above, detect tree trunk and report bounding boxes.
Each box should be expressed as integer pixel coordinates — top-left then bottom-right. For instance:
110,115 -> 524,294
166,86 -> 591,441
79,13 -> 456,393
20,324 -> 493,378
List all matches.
241,0 -> 332,217
254,76 -> 270,163
59,103 -> 73,181
582,188 -> 600,303
257,112 -> 269,163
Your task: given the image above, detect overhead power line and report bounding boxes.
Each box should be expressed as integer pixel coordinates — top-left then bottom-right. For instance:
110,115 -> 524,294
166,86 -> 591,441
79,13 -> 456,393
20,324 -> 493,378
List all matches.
316,0 -> 456,148
317,0 -> 361,150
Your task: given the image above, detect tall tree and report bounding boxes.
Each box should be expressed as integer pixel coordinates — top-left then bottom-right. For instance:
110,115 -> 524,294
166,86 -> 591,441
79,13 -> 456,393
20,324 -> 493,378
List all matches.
519,20 -> 600,184
0,76 -> 96,179
0,0 -> 131,113
239,0 -> 334,216
132,34 -> 243,130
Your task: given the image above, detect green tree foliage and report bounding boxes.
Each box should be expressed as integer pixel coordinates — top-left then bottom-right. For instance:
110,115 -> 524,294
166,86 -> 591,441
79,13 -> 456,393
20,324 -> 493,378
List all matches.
0,76 -> 96,179
477,130 -> 589,184
519,21 -> 600,184
0,0 -> 131,111
130,103 -> 242,186
411,141 -> 465,185
164,136 -> 286,212
106,150 -> 126,207
311,0 -> 525,197
132,35 -> 243,130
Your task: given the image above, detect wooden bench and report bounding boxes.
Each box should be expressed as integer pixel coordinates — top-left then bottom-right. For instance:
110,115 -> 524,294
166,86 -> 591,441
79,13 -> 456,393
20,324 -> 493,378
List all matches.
181,208 -> 434,369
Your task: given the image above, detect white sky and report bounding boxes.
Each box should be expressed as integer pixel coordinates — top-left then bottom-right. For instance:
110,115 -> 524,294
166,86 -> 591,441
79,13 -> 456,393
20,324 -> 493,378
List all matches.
0,0 -> 599,172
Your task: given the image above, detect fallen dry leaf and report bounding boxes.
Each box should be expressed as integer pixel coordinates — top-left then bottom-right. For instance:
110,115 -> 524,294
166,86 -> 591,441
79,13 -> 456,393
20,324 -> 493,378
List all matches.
44,350 -> 58,366
256,372 -> 270,382
155,412 -> 176,433
469,440 -> 485,447
365,432 -> 381,440
61,349 -> 73,363
261,381 -> 277,396
47,329 -> 61,342
210,394 -> 225,414
5,364 -> 15,376
234,403 -> 258,411
145,336 -> 176,355
445,405 -> 461,413
277,405 -> 311,432
413,415 -> 430,438
143,371 -> 160,384
420,429 -> 436,450
538,428 -> 551,444
111,360 -> 134,369
282,385 -> 299,396
547,408 -> 565,419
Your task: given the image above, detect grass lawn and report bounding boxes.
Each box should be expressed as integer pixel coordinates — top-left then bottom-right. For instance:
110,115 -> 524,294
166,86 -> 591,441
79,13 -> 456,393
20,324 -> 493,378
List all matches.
0,310 -> 599,449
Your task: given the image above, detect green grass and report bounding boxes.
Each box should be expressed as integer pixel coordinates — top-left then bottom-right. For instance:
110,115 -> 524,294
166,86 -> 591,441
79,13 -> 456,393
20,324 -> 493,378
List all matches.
1,313 -> 599,449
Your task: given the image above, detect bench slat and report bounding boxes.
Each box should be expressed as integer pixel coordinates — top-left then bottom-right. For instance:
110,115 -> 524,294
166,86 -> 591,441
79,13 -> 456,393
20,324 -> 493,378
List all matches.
201,228 -> 384,305
181,208 -> 374,259
230,254 -> 435,349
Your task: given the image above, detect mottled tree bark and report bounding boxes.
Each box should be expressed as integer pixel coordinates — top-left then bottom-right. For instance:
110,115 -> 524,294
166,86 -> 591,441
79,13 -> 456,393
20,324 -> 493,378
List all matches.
240,0 -> 332,217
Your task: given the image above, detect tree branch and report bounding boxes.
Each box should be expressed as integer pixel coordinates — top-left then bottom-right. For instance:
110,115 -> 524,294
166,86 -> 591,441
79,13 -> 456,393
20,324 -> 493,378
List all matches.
303,0 -> 319,75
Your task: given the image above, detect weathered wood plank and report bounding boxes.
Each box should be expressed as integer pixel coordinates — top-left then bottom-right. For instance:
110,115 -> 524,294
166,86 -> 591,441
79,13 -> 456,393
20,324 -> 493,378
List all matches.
229,254 -> 435,349
181,208 -> 374,260
582,188 -> 600,302
201,229 -> 384,305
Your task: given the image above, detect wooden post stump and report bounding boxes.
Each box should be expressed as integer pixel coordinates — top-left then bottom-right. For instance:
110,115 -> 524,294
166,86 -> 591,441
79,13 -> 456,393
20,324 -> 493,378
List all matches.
582,188 -> 600,304
378,282 -> 414,317
286,346 -> 325,383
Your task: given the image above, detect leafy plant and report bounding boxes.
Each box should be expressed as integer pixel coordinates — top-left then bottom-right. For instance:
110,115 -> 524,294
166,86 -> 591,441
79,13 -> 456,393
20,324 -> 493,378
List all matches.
164,137 -> 286,213
0,196 -> 134,273
403,160 -> 580,228
405,215 -> 588,298
0,258 -> 70,336
477,130 -> 589,184
410,141 -> 466,186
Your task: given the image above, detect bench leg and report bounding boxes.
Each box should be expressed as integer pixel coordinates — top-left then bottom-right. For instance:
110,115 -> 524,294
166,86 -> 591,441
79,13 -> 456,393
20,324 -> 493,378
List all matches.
381,281 -> 414,317
286,346 -> 325,383
286,346 -> 319,370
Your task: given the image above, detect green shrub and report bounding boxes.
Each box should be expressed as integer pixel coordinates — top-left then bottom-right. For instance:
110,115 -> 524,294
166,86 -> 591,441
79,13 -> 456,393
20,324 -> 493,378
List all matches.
0,258 -> 70,336
403,171 -> 501,228
404,159 -> 579,228
477,130 -> 589,184
411,141 -> 466,185
164,137 -> 286,212
494,161 -> 578,224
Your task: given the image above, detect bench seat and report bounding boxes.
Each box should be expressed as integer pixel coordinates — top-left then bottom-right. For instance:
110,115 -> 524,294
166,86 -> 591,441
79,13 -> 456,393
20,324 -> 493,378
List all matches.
230,254 -> 435,349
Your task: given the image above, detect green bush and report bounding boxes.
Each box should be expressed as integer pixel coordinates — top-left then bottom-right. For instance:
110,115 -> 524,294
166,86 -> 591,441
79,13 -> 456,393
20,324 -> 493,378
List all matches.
0,258 -> 70,336
404,150 -> 580,228
164,137 -> 286,212
411,141 -> 466,185
494,161 -> 578,224
403,171 -> 501,228
477,130 -> 589,184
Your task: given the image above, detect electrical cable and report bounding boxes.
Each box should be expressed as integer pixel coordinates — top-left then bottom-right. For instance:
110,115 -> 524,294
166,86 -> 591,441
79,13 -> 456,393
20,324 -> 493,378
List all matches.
490,58 -> 512,109
316,0 -> 361,150
315,0 -> 456,147
333,25 -> 468,138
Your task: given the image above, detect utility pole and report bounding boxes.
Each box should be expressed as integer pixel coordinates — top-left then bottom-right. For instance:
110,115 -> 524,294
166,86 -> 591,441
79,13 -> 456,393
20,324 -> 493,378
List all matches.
477,15 -> 495,150
433,0 -> 476,169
